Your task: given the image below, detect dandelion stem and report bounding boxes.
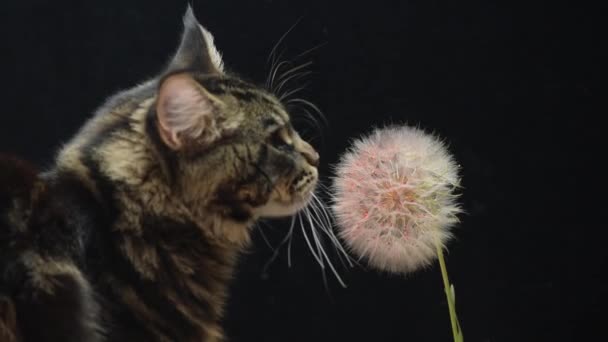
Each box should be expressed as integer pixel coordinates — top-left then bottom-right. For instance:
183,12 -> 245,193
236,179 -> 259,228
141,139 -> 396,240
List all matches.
436,244 -> 464,342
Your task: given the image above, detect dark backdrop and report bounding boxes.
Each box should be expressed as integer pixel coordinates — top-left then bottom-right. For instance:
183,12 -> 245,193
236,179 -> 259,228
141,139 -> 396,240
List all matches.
0,1 -> 600,341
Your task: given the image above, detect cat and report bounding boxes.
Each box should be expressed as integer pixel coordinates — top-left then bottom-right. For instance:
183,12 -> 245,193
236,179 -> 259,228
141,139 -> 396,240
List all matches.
0,6 -> 320,342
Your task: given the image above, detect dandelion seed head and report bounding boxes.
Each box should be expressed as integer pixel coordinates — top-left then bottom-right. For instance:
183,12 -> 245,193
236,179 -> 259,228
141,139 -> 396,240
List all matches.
332,125 -> 462,274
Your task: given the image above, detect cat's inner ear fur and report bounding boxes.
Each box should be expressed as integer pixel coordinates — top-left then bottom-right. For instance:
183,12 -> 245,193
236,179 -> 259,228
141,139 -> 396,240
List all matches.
168,6 -> 224,74
156,73 -> 223,150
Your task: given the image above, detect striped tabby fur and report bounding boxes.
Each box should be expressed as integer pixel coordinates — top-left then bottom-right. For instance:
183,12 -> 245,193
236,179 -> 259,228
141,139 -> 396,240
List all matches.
0,7 -> 319,342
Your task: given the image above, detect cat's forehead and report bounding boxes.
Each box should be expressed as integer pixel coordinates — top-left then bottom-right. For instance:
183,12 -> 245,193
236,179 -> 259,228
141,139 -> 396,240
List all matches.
195,75 -> 290,123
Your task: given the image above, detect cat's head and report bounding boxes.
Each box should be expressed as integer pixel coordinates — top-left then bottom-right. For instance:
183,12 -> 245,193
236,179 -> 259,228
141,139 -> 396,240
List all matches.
152,8 -> 319,222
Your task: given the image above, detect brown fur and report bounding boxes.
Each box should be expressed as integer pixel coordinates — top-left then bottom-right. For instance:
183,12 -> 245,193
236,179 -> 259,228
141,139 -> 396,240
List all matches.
0,296 -> 19,342
1,7 -> 320,341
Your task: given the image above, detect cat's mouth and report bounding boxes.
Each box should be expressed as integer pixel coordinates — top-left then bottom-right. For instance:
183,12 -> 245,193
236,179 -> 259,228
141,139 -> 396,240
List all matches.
254,170 -> 317,218
291,170 -> 317,195
256,191 -> 314,218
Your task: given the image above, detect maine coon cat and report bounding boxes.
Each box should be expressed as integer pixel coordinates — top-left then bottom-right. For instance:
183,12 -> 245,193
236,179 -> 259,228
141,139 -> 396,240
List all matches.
0,7 -> 320,341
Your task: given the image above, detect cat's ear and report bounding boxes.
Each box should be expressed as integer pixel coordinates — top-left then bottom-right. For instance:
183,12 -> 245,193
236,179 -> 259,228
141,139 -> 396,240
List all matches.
168,6 -> 224,74
156,73 -> 223,150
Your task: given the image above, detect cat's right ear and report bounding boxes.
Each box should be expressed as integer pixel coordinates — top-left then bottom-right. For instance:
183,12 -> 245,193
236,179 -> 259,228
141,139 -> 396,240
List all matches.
167,6 -> 224,75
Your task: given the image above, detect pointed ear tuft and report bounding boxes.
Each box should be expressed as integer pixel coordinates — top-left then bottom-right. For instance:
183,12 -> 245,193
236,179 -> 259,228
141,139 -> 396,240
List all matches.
168,6 -> 224,74
156,74 -> 222,150
199,25 -> 224,73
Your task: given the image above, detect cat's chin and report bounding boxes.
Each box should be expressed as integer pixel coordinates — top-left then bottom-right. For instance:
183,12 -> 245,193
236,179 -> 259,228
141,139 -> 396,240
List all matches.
254,192 -> 314,218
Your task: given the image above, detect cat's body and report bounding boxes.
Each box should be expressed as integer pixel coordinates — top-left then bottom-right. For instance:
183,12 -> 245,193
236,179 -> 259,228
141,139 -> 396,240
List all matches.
0,7 -> 319,342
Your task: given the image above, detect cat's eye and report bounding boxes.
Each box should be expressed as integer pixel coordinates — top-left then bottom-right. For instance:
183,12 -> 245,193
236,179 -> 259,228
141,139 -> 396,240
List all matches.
269,128 -> 293,150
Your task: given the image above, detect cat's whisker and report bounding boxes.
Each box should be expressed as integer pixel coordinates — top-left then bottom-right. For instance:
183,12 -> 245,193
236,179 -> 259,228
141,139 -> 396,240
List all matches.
305,204 -> 349,269
307,194 -> 332,232
305,205 -> 330,238
308,211 -> 332,295
268,59 -> 286,92
306,206 -> 330,290
285,98 -> 328,127
297,210 -> 324,268
310,192 -> 335,232
303,207 -> 347,288
265,16 -> 311,92
294,41 -> 328,59
287,215 -> 296,268
270,60 -> 294,93
292,106 -> 324,135
316,184 -> 333,199
316,181 -> 331,193
306,196 -> 351,270
266,16 -> 303,66
262,217 -> 296,273
274,44 -> 323,90
308,209 -> 325,270
303,209 -> 328,271
274,70 -> 312,98
309,197 -> 333,238
268,44 -> 283,68
268,36 -> 324,91
276,61 -> 313,85
266,52 -> 286,90
256,221 -> 276,252
268,46 -> 286,71
279,83 -> 310,102
310,193 -> 355,267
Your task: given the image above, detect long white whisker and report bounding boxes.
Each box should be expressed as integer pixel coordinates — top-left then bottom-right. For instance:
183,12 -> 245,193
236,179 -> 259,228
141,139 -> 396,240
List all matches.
257,222 -> 275,251
305,201 -> 348,269
305,207 -> 331,292
279,83 -> 310,101
266,51 -> 286,90
310,193 -> 332,227
293,106 -> 323,134
298,210 -> 324,267
285,98 -> 328,126
316,181 -> 332,194
309,195 -> 355,268
311,202 -> 335,240
275,70 -> 313,97
268,39 -> 324,91
287,215 -> 296,267
262,217 -> 297,273
306,198 -> 332,234
270,60 -> 292,93
294,41 -> 328,59
307,208 -> 325,270
267,17 -> 304,65
308,214 -> 353,267
304,207 -> 347,288
277,61 -> 313,84
310,199 -> 331,231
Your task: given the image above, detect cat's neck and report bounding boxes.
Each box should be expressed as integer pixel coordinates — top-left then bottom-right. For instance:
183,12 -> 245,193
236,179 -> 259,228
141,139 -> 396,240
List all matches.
98,133 -> 255,248
54,94 -> 255,247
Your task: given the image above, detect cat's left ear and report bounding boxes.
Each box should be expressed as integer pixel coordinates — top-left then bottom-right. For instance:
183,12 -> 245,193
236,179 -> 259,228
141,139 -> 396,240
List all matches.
156,73 -> 224,150
167,6 -> 224,74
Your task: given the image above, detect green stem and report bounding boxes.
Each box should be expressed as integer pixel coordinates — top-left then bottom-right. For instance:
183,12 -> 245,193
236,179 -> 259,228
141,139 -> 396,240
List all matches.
436,244 -> 463,342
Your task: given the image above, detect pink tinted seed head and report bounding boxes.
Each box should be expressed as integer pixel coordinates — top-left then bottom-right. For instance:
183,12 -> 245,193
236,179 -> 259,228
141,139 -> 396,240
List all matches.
332,125 -> 462,274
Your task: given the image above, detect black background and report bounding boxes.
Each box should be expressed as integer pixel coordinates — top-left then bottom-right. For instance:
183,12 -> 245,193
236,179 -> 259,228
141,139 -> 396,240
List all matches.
0,0 -> 601,341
